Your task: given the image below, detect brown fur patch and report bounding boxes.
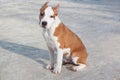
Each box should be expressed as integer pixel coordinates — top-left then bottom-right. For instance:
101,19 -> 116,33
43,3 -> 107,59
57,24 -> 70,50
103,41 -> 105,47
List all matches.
52,4 -> 59,16
54,23 -> 88,64
52,8 -> 58,16
40,2 -> 48,13
39,2 -> 48,22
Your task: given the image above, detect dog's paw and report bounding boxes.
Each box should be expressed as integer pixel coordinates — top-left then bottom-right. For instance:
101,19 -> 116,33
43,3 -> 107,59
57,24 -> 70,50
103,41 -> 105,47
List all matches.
72,66 -> 79,71
72,64 -> 86,71
52,66 -> 61,74
46,65 -> 53,70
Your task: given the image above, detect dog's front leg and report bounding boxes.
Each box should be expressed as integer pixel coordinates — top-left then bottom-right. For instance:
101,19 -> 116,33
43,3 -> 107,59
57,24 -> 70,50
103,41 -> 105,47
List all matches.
46,46 -> 54,70
53,49 -> 63,74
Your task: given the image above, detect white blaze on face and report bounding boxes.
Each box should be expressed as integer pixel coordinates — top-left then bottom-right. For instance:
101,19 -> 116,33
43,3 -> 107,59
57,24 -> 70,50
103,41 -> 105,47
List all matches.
40,7 -> 55,29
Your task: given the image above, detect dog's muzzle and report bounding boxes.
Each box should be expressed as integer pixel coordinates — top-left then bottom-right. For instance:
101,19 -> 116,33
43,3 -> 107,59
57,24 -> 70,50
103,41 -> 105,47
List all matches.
42,21 -> 47,28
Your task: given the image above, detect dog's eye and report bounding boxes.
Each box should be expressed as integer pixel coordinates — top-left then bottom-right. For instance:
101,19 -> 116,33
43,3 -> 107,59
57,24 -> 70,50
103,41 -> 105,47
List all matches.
40,13 -> 44,16
50,15 -> 54,18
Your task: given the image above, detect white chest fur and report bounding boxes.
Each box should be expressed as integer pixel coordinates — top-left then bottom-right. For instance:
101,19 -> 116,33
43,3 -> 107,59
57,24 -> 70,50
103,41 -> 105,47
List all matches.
43,29 -> 71,59
42,16 -> 61,50
43,30 -> 57,50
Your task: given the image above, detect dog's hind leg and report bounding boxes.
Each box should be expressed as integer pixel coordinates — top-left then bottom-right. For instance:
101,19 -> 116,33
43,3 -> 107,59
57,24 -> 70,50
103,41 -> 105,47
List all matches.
71,51 -> 87,71
71,57 -> 87,71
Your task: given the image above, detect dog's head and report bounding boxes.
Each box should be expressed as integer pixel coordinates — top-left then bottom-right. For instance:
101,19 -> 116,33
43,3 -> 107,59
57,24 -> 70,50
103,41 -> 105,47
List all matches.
39,2 -> 59,29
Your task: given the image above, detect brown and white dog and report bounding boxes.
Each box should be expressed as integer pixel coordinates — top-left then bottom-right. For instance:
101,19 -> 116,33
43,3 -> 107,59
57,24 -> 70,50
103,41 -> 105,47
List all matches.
39,2 -> 87,74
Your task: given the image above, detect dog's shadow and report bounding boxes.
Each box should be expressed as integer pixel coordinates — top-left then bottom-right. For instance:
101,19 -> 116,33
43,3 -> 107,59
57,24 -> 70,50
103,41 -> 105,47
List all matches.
0,40 -> 49,67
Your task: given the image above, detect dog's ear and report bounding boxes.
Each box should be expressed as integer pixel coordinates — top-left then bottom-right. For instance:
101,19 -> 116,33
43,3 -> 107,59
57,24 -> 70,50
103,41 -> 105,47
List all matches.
43,1 -> 49,6
54,4 -> 60,12
53,4 -> 60,16
40,1 -> 49,13
54,4 -> 60,11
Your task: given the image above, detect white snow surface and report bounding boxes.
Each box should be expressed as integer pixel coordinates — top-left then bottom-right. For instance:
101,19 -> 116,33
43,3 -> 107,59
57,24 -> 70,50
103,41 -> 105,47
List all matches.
0,0 -> 120,80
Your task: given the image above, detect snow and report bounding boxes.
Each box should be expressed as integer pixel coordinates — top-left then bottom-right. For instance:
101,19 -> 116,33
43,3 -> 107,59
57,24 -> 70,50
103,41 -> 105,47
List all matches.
0,0 -> 120,80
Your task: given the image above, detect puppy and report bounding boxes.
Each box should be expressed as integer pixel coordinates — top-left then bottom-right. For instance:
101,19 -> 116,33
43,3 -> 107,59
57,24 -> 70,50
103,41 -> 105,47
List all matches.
39,2 -> 88,74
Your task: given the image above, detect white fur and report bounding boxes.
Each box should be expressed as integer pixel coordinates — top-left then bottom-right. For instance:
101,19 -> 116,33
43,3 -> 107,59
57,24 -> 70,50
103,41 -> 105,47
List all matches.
63,48 -> 71,59
40,7 -> 58,29
53,49 -> 63,73
41,6 -> 64,74
72,57 -> 79,64
63,48 -> 70,54
72,57 -> 86,71
72,64 -> 86,71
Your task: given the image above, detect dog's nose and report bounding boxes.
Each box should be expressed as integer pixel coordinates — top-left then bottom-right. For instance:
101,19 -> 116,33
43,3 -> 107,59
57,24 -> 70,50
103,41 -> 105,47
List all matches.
42,21 -> 47,28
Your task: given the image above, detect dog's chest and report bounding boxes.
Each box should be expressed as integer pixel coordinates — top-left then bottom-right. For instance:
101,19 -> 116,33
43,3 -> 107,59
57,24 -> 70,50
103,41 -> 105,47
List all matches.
43,30 -> 57,49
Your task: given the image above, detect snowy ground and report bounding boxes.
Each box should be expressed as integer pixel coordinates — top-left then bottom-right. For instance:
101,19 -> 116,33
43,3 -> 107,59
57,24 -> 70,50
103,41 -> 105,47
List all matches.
0,0 -> 120,80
